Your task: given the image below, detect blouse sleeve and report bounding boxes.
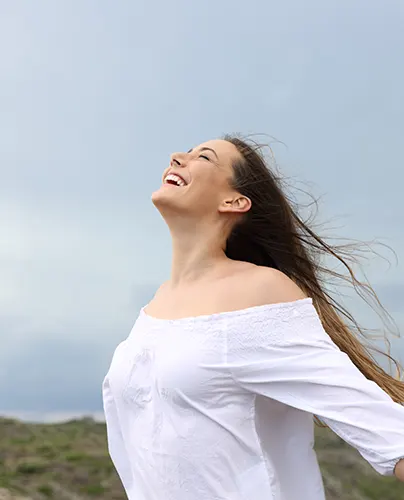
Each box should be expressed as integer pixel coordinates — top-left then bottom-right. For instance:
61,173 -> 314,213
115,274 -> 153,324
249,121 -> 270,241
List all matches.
102,374 -> 134,493
227,298 -> 404,476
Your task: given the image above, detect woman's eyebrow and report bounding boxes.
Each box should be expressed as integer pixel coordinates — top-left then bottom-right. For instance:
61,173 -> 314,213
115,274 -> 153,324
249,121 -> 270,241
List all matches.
187,147 -> 219,160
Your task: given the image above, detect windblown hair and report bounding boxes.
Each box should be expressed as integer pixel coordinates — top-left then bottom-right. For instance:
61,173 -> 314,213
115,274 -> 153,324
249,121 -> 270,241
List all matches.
223,134 -> 404,425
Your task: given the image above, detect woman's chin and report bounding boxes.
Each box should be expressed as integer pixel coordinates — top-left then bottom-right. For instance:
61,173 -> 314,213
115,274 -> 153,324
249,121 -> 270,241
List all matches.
151,185 -> 181,207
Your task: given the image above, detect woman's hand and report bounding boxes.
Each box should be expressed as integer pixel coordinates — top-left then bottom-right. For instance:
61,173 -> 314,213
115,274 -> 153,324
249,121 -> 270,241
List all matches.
395,458 -> 404,481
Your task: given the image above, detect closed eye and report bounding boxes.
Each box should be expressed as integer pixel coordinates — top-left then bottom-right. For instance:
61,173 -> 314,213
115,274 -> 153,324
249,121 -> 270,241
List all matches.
199,155 -> 210,161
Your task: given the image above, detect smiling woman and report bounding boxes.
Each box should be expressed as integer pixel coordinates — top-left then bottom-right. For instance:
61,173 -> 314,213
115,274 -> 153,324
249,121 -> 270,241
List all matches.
152,139 -> 251,229
103,134 -> 404,500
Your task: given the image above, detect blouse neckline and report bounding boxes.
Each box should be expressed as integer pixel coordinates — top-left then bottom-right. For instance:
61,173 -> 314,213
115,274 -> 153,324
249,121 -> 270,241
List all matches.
140,297 -> 313,324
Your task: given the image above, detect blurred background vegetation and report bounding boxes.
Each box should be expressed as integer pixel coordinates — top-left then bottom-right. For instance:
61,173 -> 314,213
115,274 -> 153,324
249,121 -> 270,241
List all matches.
0,417 -> 402,500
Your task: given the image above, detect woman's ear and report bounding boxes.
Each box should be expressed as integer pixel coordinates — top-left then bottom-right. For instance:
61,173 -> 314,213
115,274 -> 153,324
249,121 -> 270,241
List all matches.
218,195 -> 251,214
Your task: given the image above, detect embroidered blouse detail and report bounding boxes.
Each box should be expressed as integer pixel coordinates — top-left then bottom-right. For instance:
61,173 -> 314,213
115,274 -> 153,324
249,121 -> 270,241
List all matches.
103,298 -> 404,500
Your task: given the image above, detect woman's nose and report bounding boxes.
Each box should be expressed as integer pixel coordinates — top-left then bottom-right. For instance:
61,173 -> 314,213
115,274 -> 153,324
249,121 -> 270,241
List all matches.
170,152 -> 186,167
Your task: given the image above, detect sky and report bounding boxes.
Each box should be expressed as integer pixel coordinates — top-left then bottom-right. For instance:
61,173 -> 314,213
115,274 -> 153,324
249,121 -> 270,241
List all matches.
1,0 -> 403,420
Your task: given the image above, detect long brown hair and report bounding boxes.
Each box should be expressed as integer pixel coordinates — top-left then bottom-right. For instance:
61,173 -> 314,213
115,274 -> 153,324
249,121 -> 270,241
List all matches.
223,134 -> 404,425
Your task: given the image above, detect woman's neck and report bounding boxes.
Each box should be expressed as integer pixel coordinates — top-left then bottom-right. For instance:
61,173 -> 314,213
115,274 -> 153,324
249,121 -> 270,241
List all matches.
169,231 -> 229,287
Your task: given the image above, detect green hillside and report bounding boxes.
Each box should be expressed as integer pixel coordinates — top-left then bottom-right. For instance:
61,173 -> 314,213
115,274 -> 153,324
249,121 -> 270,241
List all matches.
0,417 -> 401,500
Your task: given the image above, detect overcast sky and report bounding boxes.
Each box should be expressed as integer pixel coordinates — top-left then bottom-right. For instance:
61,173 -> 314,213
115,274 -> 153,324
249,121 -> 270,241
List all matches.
1,0 -> 403,419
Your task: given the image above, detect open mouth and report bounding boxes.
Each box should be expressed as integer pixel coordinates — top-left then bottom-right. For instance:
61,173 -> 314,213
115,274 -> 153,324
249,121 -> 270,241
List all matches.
163,173 -> 188,187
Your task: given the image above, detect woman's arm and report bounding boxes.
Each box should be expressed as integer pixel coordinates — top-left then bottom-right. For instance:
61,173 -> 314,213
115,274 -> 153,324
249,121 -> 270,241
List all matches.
102,374 -> 134,492
227,290 -> 404,478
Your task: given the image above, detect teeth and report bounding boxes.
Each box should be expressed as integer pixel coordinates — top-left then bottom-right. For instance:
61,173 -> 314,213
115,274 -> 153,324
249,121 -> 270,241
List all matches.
165,174 -> 186,186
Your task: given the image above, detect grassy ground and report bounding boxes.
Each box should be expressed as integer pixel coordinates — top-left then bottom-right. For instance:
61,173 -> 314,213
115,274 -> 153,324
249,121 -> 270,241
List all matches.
0,417 -> 402,499
315,425 -> 402,500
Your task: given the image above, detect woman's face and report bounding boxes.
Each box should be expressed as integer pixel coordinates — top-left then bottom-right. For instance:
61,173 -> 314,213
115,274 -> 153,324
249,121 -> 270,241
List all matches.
152,139 -> 249,219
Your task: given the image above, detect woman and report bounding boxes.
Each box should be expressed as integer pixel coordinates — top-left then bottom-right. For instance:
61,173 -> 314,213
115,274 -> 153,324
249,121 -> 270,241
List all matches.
103,136 -> 404,500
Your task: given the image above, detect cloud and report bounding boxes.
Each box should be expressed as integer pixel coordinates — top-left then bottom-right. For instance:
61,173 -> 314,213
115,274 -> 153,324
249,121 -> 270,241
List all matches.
0,0 -> 403,414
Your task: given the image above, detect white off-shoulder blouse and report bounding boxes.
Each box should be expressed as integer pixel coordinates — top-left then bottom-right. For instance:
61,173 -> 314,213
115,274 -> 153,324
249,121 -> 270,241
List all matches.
103,297 -> 404,500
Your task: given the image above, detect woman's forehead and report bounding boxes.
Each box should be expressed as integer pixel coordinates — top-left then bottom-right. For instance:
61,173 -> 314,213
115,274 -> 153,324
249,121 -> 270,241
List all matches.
193,139 -> 240,162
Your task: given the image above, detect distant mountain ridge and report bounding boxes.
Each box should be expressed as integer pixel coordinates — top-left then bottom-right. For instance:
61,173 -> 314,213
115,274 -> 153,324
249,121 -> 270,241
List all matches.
0,412 -> 105,424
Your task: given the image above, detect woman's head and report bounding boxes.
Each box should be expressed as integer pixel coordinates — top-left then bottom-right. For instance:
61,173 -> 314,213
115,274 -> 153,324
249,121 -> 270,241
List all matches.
151,139 -> 252,232
153,134 -> 304,269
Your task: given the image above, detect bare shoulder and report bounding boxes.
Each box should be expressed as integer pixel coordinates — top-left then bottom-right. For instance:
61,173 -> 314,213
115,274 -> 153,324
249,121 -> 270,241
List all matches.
243,265 -> 307,305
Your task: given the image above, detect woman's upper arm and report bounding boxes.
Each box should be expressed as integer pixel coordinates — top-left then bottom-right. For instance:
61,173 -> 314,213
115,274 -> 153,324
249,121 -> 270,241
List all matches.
227,299 -> 404,476
103,374 -> 134,491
